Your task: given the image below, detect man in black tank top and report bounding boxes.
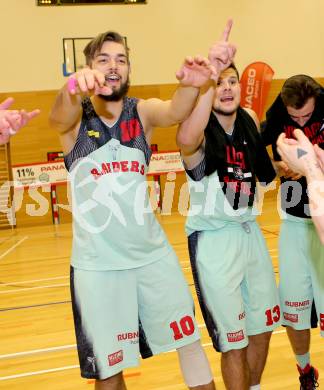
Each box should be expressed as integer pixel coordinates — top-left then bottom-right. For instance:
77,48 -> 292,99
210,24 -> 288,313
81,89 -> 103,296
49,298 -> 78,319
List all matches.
261,75 -> 324,389
177,23 -> 279,390
49,29 -> 220,390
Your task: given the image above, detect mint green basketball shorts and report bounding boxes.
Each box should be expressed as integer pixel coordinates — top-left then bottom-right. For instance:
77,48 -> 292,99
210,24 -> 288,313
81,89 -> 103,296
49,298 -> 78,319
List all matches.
279,214 -> 324,336
70,250 -> 200,380
188,221 -> 281,353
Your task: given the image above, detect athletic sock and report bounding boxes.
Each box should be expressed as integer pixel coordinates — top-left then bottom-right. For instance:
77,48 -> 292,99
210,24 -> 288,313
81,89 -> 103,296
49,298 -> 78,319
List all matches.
249,385 -> 261,390
296,352 -> 310,370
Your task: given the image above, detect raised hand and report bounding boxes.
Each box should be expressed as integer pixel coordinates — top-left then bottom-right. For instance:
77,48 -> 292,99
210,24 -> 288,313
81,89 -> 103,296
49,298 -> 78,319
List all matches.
276,130 -> 317,176
274,160 -> 302,180
67,68 -> 113,96
0,98 -> 40,145
208,19 -> 236,78
175,55 -> 217,88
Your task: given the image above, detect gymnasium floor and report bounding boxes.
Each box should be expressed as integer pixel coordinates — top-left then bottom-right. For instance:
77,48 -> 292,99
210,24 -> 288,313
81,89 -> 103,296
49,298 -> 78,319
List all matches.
0,192 -> 323,389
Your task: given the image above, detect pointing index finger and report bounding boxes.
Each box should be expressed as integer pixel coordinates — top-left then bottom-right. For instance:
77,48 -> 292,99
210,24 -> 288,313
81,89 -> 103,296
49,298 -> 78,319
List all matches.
0,97 -> 14,111
221,19 -> 233,42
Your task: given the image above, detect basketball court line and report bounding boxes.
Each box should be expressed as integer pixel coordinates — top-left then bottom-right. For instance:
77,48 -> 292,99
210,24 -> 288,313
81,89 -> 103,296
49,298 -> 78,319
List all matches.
0,344 -> 77,359
0,300 -> 71,312
0,243 -> 282,381
0,329 -> 287,381
0,365 -> 80,381
0,283 -> 69,294
0,233 -> 16,246
0,236 -> 28,260
0,328 -> 286,360
0,275 -> 68,286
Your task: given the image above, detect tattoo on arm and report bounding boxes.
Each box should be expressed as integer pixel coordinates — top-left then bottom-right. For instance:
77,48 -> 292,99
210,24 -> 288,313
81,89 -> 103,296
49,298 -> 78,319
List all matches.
304,158 -> 321,180
297,148 -> 308,159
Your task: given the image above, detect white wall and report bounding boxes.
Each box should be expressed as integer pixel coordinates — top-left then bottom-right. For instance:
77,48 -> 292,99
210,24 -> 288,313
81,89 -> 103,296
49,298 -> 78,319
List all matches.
1,0 -> 323,92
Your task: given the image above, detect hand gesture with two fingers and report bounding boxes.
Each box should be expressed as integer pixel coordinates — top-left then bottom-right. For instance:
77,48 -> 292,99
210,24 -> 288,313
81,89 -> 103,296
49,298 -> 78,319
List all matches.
0,98 -> 40,145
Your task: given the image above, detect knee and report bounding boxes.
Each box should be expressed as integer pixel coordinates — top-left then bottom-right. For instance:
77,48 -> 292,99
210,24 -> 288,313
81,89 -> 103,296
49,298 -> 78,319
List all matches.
177,341 -> 213,387
222,348 -> 246,360
249,331 -> 272,346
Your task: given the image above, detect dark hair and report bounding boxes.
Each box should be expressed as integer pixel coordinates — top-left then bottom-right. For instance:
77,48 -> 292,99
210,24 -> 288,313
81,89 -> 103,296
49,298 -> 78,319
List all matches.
281,74 -> 321,109
83,31 -> 129,66
226,63 -> 240,80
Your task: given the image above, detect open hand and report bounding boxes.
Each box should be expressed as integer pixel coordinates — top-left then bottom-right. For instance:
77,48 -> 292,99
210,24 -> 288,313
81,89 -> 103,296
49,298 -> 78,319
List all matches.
175,55 -> 217,88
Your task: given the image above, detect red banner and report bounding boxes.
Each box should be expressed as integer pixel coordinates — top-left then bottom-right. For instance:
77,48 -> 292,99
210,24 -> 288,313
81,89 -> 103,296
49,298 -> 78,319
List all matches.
240,62 -> 274,120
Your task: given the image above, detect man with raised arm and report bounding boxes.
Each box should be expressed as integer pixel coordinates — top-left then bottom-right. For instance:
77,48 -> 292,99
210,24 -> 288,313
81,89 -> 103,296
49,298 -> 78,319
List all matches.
0,97 -> 39,145
262,75 -> 324,389
277,129 -> 324,244
177,20 -> 280,390
49,30 -> 220,390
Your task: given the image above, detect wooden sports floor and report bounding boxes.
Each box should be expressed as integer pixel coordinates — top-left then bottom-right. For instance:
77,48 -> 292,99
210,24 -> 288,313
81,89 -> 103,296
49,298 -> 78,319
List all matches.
0,192 -> 323,389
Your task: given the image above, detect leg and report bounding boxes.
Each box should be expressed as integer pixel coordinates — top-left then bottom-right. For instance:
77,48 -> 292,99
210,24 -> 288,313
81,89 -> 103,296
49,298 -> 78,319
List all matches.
221,348 -> 249,390
278,219 -> 320,388
287,326 -> 319,389
241,224 -> 280,387
137,253 -> 205,386
71,268 -> 139,385
95,373 -> 127,390
286,326 -> 310,355
246,332 -> 272,386
187,230 -> 249,389
189,382 -> 216,390
177,341 -> 216,390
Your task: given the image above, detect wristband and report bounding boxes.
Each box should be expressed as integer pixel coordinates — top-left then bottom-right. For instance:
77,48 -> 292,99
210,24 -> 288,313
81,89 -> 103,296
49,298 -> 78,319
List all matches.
67,77 -> 77,93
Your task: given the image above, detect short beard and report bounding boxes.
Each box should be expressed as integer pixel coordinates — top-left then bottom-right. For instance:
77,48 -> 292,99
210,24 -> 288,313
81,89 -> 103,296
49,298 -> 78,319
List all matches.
213,107 -> 238,116
99,79 -> 130,102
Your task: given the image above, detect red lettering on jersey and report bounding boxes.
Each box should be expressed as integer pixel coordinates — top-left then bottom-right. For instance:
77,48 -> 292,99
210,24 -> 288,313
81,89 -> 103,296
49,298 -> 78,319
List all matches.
284,123 -> 322,145
285,300 -> 310,308
238,312 -> 246,320
320,313 -> 324,331
170,316 -> 195,341
284,125 -> 295,138
91,168 -> 101,179
131,161 -> 139,172
224,177 -> 252,196
112,162 -> 120,172
241,182 -> 252,195
283,312 -> 298,323
304,123 -> 320,140
227,330 -> 244,342
120,161 -> 129,172
91,160 -> 144,178
120,119 -> 141,142
265,305 -> 281,326
108,350 -> 123,366
226,146 -> 246,169
117,331 -> 139,341
101,163 -> 111,174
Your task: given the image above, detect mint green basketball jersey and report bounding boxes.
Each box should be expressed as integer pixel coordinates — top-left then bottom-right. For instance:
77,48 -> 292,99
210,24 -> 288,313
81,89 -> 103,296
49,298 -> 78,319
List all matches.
65,97 -> 172,270
185,169 -> 258,236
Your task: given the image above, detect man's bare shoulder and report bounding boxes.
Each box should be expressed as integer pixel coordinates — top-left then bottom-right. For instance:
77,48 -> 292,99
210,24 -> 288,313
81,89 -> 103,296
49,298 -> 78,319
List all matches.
242,107 -> 260,130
